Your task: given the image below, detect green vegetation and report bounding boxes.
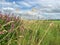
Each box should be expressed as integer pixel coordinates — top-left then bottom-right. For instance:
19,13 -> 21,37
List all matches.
0,14 -> 60,45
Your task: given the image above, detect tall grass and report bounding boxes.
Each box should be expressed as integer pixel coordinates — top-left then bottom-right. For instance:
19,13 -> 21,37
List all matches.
0,14 -> 60,45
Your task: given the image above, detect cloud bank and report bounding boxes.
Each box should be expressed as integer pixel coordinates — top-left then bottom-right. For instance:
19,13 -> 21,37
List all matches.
0,0 -> 60,19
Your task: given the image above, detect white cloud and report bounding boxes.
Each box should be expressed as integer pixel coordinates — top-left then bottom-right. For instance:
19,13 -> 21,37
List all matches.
22,2 -> 31,7
0,0 -> 5,2
2,7 -> 15,10
0,1 -> 20,9
0,2 -> 12,5
18,1 -> 31,7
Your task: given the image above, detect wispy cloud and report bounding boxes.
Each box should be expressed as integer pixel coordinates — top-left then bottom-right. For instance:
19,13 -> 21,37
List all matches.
17,1 -> 31,7
2,7 -> 15,10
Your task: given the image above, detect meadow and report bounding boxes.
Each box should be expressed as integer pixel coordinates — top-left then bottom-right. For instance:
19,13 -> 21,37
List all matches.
0,14 -> 60,45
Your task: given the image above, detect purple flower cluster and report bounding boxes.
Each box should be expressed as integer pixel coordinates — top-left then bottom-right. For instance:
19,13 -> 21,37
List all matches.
0,13 -> 24,34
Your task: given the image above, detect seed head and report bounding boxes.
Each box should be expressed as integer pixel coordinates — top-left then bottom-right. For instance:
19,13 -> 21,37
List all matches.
50,22 -> 54,26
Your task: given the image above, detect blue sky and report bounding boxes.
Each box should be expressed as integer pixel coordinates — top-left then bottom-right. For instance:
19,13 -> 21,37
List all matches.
0,0 -> 60,19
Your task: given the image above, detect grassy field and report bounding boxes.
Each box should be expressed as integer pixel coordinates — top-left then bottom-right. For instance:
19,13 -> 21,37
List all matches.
0,14 -> 60,45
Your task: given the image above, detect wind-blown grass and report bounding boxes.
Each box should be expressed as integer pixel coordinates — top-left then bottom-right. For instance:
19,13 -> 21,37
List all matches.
0,14 -> 60,45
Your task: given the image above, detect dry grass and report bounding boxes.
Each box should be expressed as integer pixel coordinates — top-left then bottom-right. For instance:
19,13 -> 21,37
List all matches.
0,14 -> 60,45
